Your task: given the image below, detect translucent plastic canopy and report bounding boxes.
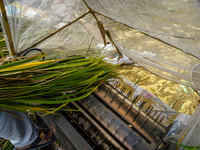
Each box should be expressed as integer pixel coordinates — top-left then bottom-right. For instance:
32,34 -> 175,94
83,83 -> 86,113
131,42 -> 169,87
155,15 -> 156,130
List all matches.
1,0 -> 200,90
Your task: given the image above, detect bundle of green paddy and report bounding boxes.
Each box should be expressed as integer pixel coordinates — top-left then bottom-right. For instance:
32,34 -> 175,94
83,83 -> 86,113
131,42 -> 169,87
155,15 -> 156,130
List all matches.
0,28 -> 9,57
0,35 -> 8,57
0,54 -> 119,114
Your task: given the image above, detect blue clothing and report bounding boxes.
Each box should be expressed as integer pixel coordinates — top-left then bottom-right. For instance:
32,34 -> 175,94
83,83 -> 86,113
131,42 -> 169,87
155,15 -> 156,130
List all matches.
0,110 -> 38,147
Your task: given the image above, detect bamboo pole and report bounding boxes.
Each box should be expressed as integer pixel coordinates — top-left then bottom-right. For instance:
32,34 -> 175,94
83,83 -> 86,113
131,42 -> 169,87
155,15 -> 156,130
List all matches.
0,0 -> 15,57
82,0 -> 106,46
17,10 -> 90,56
82,0 -> 123,58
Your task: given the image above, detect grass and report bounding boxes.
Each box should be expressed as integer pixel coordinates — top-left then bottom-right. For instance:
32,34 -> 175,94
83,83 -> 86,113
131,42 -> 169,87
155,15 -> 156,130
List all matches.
0,139 -> 14,150
171,141 -> 200,150
0,53 -> 119,114
0,33 -> 8,58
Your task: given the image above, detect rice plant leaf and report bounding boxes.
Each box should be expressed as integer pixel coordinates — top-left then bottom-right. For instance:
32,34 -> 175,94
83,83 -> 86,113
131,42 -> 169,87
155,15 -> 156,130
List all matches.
0,53 -> 46,69
171,141 -> 200,150
0,54 -> 119,113
41,61 -> 91,71
170,93 -> 182,108
0,60 -> 55,73
42,102 -> 70,116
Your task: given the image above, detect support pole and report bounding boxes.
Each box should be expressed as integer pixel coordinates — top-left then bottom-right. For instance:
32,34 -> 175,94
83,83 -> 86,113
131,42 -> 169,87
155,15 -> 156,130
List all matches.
0,0 -> 15,57
83,0 -> 123,58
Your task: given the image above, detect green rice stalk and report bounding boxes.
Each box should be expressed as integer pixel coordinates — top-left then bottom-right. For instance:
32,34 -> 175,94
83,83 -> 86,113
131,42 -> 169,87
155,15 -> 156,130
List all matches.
171,141 -> 200,150
170,93 -> 182,108
0,54 -> 119,113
